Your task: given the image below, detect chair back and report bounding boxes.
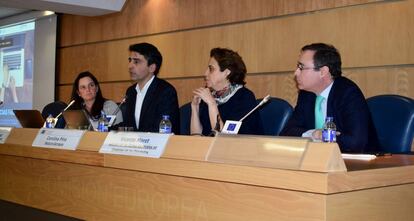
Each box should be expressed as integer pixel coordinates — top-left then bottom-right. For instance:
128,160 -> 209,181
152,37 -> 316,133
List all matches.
257,97 -> 293,136
179,102 -> 191,135
367,95 -> 414,153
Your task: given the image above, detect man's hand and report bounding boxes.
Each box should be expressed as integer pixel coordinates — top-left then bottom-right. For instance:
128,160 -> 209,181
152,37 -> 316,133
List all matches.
312,129 -> 322,140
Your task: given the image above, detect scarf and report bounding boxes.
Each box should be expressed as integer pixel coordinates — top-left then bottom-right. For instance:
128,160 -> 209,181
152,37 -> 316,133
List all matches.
212,84 -> 243,105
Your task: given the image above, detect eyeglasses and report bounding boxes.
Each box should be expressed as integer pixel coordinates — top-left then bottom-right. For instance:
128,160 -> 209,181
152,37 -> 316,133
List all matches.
296,63 -> 319,71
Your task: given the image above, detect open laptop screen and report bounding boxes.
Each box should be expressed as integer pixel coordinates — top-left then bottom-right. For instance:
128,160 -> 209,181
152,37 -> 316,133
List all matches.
13,109 -> 44,128
62,110 -> 90,130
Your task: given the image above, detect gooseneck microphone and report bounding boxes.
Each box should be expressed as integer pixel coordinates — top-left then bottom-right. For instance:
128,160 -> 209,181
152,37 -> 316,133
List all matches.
239,95 -> 270,122
54,100 -> 75,120
112,95 -> 127,115
219,95 -> 271,135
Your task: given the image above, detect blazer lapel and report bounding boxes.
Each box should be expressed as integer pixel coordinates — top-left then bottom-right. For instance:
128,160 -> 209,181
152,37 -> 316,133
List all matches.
127,84 -> 138,127
326,79 -> 339,118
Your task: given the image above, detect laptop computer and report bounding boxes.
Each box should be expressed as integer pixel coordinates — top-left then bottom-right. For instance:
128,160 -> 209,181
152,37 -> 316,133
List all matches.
62,110 -> 91,130
13,110 -> 45,128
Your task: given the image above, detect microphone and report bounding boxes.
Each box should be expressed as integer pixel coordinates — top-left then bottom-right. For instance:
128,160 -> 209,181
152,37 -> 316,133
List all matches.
43,100 -> 75,128
112,95 -> 127,115
54,100 -> 75,120
221,95 -> 271,135
239,95 -> 270,122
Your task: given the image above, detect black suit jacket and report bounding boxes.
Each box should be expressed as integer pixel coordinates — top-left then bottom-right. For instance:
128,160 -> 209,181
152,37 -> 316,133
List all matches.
121,77 -> 180,134
280,77 -> 378,153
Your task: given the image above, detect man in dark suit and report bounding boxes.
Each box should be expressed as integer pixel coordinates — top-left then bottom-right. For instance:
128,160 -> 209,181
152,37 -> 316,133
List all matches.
280,43 -> 378,153
120,42 -> 179,134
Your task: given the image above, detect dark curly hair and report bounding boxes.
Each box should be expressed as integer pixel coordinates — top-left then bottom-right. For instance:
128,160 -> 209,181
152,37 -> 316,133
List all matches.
210,48 -> 247,85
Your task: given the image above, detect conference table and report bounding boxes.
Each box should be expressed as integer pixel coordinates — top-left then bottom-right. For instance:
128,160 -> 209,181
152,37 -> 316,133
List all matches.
0,128 -> 413,221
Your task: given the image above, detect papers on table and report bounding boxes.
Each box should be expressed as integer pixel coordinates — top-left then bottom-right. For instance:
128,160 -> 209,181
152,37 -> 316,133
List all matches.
341,153 -> 377,161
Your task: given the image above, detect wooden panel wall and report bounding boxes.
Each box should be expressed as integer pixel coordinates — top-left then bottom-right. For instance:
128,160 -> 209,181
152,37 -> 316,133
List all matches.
56,0 -> 414,106
59,0 -> 381,46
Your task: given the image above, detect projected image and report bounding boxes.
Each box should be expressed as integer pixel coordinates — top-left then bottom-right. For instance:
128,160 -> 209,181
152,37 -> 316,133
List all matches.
0,22 -> 34,127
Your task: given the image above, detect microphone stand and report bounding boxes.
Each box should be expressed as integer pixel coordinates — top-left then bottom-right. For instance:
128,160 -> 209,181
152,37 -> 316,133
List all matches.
53,100 -> 75,124
206,95 -> 271,136
239,95 -> 270,122
112,95 -> 127,115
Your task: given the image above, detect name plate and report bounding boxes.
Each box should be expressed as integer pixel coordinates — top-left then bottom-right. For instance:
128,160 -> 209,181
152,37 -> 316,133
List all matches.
222,120 -> 242,134
99,131 -> 171,158
32,128 -> 86,150
0,127 -> 12,144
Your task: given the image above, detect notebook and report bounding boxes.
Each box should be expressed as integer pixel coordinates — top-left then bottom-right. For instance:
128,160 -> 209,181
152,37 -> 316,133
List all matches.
13,110 -> 45,128
62,110 -> 91,130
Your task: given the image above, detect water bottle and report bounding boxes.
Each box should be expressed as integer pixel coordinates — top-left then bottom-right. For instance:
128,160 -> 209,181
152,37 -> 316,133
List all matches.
97,111 -> 108,132
45,114 -> 55,128
322,117 -> 336,142
159,115 -> 172,134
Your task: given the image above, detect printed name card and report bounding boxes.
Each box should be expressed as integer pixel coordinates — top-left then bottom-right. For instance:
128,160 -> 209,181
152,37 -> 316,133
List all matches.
221,120 -> 242,134
0,127 -> 12,144
32,128 -> 86,150
99,131 -> 171,158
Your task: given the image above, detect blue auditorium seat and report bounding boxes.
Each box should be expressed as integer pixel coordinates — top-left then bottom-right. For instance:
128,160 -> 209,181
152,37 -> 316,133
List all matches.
367,95 -> 414,153
180,97 -> 293,136
257,97 -> 293,136
179,102 -> 191,135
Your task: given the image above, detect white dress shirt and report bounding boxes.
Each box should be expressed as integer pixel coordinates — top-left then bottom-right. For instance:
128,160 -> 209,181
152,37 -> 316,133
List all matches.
135,75 -> 155,129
